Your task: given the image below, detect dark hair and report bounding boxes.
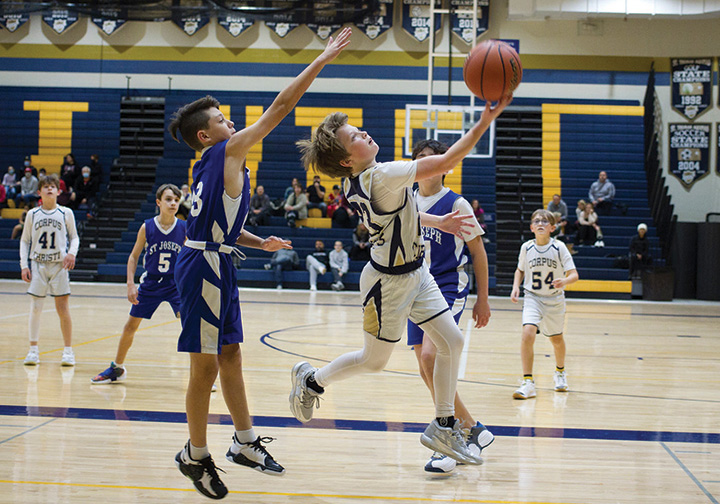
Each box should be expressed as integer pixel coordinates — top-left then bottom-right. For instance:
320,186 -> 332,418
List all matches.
168,95 -> 220,152
39,174 -> 60,190
411,139 -> 448,160
64,153 -> 76,165
156,183 -> 182,200
296,112 -> 352,178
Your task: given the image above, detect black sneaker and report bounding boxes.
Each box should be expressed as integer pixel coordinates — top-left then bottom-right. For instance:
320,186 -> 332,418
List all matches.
226,435 -> 285,476
175,443 -> 228,500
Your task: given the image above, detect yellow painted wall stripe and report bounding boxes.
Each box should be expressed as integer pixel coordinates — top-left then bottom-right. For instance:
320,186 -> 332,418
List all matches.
23,101 -> 89,171
565,280 -> 632,293
542,104 -> 644,116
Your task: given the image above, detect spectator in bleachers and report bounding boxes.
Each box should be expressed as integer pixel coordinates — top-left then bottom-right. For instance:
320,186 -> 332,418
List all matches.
0,183 -> 6,209
23,156 -> 38,178
60,153 -> 79,189
306,240 -> 330,291
3,166 -> 19,201
329,240 -> 349,291
72,166 -> 99,213
11,210 -> 27,239
547,194 -> 568,230
38,168 -> 47,183
327,184 -> 342,218
350,222 -> 371,261
575,201 -> 604,247
248,185 -> 271,226
331,191 -> 358,229
16,167 -> 38,209
306,175 -> 328,217
470,198 -> 488,237
89,154 -> 103,180
264,248 -> 300,290
284,177 -> 300,199
177,184 -> 192,219
629,223 -> 652,279
56,179 -> 73,208
588,171 -> 615,215
284,184 -> 308,228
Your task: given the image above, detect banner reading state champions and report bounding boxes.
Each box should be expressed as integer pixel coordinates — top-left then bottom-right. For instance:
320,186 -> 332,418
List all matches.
668,123 -> 710,188
671,58 -> 713,120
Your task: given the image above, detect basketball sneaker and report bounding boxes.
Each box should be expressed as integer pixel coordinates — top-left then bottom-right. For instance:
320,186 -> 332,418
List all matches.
420,419 -> 482,465
61,348 -> 75,367
513,379 -> 536,400
175,442 -> 228,500
24,348 -> 40,366
289,361 -> 321,423
424,452 -> 457,473
466,421 -> 494,459
554,371 -> 568,392
91,363 -> 126,384
226,434 -> 285,476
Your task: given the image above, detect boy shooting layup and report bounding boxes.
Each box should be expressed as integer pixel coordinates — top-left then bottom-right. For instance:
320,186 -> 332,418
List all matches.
290,94 -> 512,465
168,28 -> 351,499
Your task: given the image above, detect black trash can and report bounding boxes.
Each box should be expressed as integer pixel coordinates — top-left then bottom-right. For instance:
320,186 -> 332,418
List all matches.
642,268 -> 675,301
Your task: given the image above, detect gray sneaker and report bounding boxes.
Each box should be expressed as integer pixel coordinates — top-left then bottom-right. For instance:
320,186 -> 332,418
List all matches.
289,361 -> 321,423
420,419 -> 482,465
465,421 -> 494,460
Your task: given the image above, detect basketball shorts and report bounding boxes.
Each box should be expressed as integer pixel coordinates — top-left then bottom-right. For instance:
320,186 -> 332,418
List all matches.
27,261 -> 70,297
175,248 -> 243,354
360,261 -> 450,344
522,291 -> 566,337
129,274 -> 181,319
406,285 -> 466,347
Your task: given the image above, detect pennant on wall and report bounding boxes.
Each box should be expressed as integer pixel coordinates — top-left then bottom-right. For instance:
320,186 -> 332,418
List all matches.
306,2 -> 343,40
91,8 -> 127,36
172,12 -> 210,36
668,123 -> 711,188
450,0 -> 489,44
42,9 -> 80,34
356,0 -> 393,40
401,0 -> 440,43
217,13 -> 254,37
265,5 -> 305,38
671,58 -> 713,120
0,13 -> 30,32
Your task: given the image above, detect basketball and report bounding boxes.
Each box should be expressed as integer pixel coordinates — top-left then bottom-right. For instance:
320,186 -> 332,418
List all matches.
463,40 -> 523,102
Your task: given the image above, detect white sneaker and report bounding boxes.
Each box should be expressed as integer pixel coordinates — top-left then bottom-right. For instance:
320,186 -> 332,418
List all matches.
310,285 -> 317,291
24,348 -> 40,366
513,379 -> 536,399
226,434 -> 285,476
61,348 -> 75,367
289,361 -> 321,423
420,419 -> 482,465
424,452 -> 457,473
276,285 -> 283,290
554,370 -> 568,391
465,421 -> 494,460
320,267 -> 327,275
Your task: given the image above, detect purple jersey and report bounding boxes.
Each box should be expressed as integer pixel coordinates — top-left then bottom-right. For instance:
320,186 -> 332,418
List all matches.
142,217 -> 185,277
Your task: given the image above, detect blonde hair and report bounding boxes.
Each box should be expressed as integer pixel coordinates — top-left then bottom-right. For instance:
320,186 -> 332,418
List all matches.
531,209 -> 556,226
296,112 -> 353,178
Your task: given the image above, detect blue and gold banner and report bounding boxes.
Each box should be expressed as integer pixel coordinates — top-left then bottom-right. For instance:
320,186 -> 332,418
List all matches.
306,2 -> 343,40
356,0 -> 393,40
669,123 -> 711,188
0,13 -> 29,32
172,12 -> 210,36
401,0 -> 440,43
671,58 -> 713,120
91,8 -> 127,36
42,9 -> 80,34
450,0 -> 489,44
217,13 -> 254,37
265,8 -> 304,38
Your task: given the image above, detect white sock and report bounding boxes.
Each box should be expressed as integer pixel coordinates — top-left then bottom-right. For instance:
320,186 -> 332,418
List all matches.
28,296 -> 44,344
112,361 -> 125,369
64,346 -> 73,353
233,428 -> 257,448
188,442 -> 210,460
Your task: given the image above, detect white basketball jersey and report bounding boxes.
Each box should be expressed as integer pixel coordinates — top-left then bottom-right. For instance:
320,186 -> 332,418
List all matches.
517,238 -> 575,297
20,205 -> 79,267
344,160 -> 424,274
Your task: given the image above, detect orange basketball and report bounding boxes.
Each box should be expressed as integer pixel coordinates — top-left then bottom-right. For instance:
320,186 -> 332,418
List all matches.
463,40 -> 522,102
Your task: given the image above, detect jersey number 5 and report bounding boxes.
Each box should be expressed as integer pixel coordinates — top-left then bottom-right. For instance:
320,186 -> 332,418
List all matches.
190,182 -> 203,218
532,271 -> 554,290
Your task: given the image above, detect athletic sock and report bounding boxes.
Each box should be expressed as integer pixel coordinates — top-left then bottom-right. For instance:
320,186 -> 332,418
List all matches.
112,361 -> 124,369
556,366 -> 564,373
306,373 -> 324,394
234,428 -> 256,445
523,374 -> 533,381
188,443 -> 210,460
436,416 -> 455,428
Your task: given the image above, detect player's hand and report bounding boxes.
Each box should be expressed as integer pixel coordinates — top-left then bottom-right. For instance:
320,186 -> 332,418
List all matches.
436,210 -> 475,239
127,284 -> 139,305
472,299 -> 491,329
510,286 -> 520,303
552,278 -> 566,289
262,236 -> 292,252
481,93 -> 513,125
21,268 -> 31,283
63,254 -> 76,270
319,27 -> 351,63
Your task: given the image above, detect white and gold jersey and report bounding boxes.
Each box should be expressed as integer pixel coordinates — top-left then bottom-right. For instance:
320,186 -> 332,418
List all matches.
344,160 -> 424,275
517,238 -> 575,297
20,205 -> 79,269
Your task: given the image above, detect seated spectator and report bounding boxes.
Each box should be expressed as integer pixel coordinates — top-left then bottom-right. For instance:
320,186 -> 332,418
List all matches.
72,165 -> 99,213
248,185 -> 271,226
284,177 -> 299,199
177,184 -> 192,219
327,184 -> 342,218
588,170 -> 615,215
306,240 -> 330,291
16,167 -> 38,209
331,191 -> 358,229
11,210 -> 27,239
264,248 -> 299,290
329,240 -> 349,291
89,154 -> 103,180
306,175 -> 327,217
0,183 -> 6,209
60,153 -> 78,189
23,156 -> 38,178
3,166 -> 18,200
575,201 -> 598,246
629,223 -> 652,278
350,222 -> 371,261
547,194 -> 568,231
284,184 -> 308,227
56,179 -> 73,207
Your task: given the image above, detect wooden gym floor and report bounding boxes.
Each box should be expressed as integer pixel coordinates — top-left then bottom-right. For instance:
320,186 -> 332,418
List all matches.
0,279 -> 718,503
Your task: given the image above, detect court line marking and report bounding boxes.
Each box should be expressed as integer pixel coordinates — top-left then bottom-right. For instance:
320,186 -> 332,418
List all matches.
0,480 -> 583,504
458,318 -> 473,379
0,418 -> 56,445
660,442 -> 718,504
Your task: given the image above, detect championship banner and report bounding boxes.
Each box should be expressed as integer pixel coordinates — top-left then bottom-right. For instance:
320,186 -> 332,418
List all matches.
42,9 -> 80,34
172,12 -> 211,36
356,0 -> 393,40
671,58 -> 713,120
668,123 -> 711,188
265,8 -> 305,38
450,0 -> 489,44
401,0 -> 440,43
91,8 -> 127,36
217,13 -> 254,37
306,2 -> 343,40
0,13 -> 29,33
